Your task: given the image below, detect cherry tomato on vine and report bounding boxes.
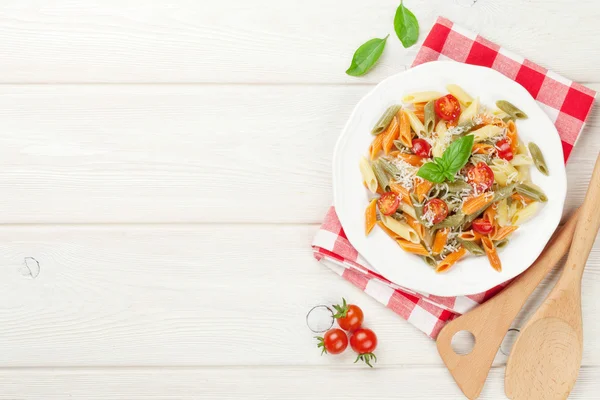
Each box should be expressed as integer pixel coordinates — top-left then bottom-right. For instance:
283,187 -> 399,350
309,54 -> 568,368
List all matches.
332,298 -> 364,332
315,328 -> 348,355
350,328 -> 378,367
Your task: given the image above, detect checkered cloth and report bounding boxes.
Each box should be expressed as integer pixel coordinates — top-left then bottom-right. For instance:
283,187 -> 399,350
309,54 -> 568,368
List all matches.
312,17 -> 596,338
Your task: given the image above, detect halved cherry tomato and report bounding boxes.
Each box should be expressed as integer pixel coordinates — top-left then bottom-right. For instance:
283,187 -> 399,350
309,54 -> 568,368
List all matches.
472,218 -> 494,235
435,94 -> 461,121
316,328 -> 348,355
377,192 -> 400,216
495,139 -> 514,161
423,198 -> 449,224
411,138 -> 432,158
467,162 -> 495,192
332,298 -> 364,332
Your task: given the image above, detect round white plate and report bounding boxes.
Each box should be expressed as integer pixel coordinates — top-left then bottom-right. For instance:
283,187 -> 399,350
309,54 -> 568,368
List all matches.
333,61 -> 567,297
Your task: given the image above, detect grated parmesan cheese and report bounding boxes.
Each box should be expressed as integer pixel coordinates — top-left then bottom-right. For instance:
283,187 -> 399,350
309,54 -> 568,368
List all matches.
422,208 -> 436,228
387,157 -> 418,190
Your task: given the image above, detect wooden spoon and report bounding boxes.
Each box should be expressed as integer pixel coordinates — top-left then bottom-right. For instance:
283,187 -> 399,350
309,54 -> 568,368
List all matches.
436,209 -> 580,399
505,153 -> 600,400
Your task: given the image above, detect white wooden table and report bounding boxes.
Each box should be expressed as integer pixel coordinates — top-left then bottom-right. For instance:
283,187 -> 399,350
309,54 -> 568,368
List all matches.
0,1 -> 598,398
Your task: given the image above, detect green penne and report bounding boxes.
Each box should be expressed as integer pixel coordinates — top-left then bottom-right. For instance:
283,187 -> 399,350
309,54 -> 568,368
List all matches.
371,105 -> 402,135
393,140 -> 409,152
424,100 -> 436,136
463,184 -> 516,226
372,161 -> 390,192
457,238 -> 485,256
528,142 -> 549,176
421,255 -> 437,268
496,100 -> 528,119
516,183 -> 548,202
434,213 -> 465,229
445,181 -> 472,193
379,158 -> 400,177
410,193 -> 425,222
495,239 -> 509,249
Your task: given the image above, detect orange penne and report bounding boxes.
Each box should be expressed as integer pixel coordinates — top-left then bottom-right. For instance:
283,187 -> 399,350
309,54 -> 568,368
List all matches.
432,228 -> 450,255
506,120 -> 519,153
365,199 -> 378,236
481,236 -> 502,272
414,179 -> 434,202
473,143 -> 495,155
369,134 -> 384,160
389,181 -> 412,204
462,192 -> 495,215
413,102 -> 427,113
491,225 -> 519,241
414,109 -> 425,123
436,247 -> 467,273
511,193 -> 535,205
483,206 -> 497,225
399,110 -> 413,148
395,153 -> 424,167
476,113 -> 507,128
405,215 -> 426,240
458,230 -> 482,242
382,115 -> 400,155
396,239 -> 430,256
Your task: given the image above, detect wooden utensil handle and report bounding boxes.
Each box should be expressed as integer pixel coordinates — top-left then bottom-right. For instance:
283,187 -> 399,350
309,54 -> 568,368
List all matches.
564,154 -> 600,282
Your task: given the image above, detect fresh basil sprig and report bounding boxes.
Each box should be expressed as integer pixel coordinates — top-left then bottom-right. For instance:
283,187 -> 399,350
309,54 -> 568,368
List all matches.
394,1 -> 419,48
416,135 -> 475,183
346,35 -> 389,77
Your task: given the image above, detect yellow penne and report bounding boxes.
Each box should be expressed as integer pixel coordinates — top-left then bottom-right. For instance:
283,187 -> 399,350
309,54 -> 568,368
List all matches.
359,157 -> 378,193
481,236 -> 502,272
495,199 -> 509,226
462,192 -> 495,215
446,84 -> 473,106
382,115 -> 400,155
458,97 -> 479,125
511,154 -> 533,166
365,199 -> 377,236
511,202 -> 539,226
469,125 -> 504,142
404,109 -> 426,136
380,215 -> 420,244
402,91 -> 443,104
398,109 -> 413,147
516,164 -> 531,183
396,239 -> 430,256
399,202 -> 417,219
491,225 -> 519,241
436,247 -> 467,273
490,159 -> 519,186
432,228 -> 450,255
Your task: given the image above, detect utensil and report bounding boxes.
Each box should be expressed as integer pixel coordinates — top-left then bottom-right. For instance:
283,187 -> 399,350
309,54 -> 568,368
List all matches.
436,209 -> 580,399
504,153 -> 600,400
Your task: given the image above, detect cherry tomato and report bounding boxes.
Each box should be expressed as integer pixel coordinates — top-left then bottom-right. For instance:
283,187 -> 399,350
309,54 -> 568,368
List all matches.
435,94 -> 461,121
495,139 -> 514,161
423,198 -> 449,224
350,328 -> 378,367
467,162 -> 495,192
332,298 -> 364,332
411,138 -> 432,158
316,328 -> 348,355
472,218 -> 494,235
377,192 -> 400,216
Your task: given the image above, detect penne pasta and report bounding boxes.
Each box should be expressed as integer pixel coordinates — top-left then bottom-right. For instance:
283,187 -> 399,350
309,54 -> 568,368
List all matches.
382,115 -> 400,155
458,230 -> 482,242
473,143 -> 495,155
511,193 -> 535,205
372,105 -> 402,135
511,202 -> 539,225
359,157 -> 378,193
462,192 -> 495,215
391,152 -> 424,167
491,225 -> 518,241
365,199 -> 378,235
405,215 -> 426,240
389,181 -> 411,204
369,133 -> 384,159
414,109 -> 425,123
469,125 -> 505,142
398,110 -> 413,147
511,154 -> 533,166
372,160 -> 390,192
380,215 -> 420,244
458,97 -> 479,125
446,84 -> 473,106
490,159 -> 519,186
413,102 -> 426,113
414,179 -> 434,202
432,228 -> 450,255
404,109 -> 426,137
396,239 -> 430,256
515,183 -> 548,202
432,120 -> 448,158
458,238 -> 485,256
424,101 -> 436,136
399,202 -> 417,219
481,236 -> 502,271
496,100 -> 528,119
402,91 -> 443,104
483,205 -> 497,224
436,247 -> 467,273
528,142 -> 549,176
506,120 -> 519,153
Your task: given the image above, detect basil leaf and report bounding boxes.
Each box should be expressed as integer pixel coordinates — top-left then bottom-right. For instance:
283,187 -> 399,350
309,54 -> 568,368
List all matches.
434,157 -> 447,169
417,162 -> 446,183
394,1 -> 419,48
346,35 -> 389,77
444,170 -> 456,182
441,135 -> 474,174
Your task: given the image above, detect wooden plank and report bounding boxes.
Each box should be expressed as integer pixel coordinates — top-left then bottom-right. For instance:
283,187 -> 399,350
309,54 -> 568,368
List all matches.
0,0 -> 597,83
0,84 -> 597,224
0,366 -> 598,399
0,225 -> 599,367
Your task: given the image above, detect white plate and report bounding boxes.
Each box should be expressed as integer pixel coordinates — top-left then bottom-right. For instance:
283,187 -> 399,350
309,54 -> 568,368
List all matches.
333,61 -> 567,297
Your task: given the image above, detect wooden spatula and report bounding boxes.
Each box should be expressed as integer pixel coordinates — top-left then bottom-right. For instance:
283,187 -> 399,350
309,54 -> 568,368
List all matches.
504,153 -> 600,400
436,209 -> 580,399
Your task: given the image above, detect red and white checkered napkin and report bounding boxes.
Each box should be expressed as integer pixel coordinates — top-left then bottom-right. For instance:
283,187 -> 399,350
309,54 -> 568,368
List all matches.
312,17 -> 596,339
